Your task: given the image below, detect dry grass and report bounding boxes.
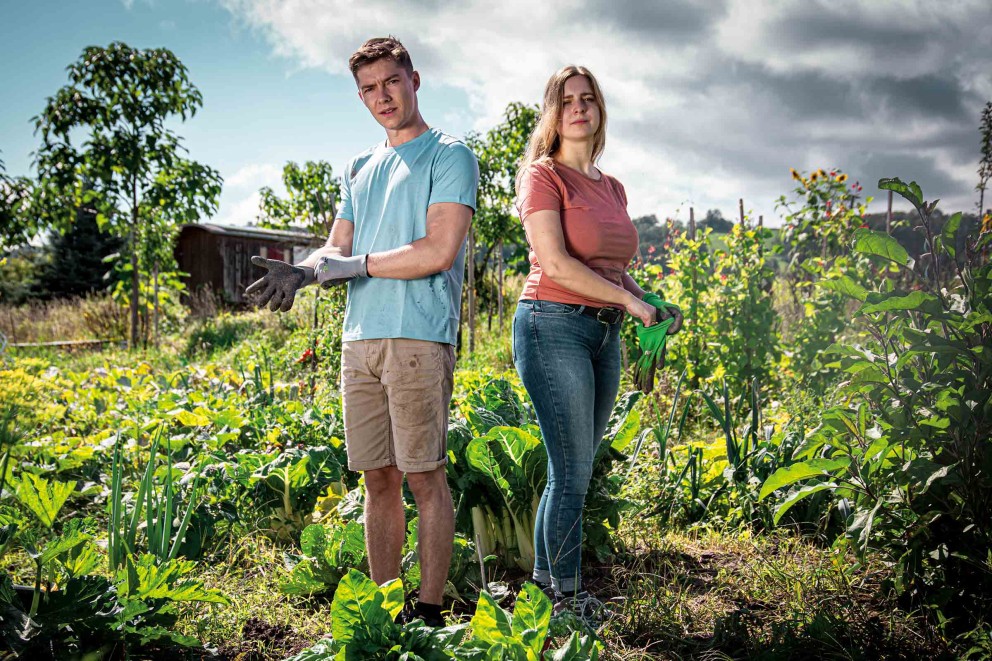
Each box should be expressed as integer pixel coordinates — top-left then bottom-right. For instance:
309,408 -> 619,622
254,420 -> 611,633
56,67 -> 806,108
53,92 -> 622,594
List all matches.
0,294 -> 127,344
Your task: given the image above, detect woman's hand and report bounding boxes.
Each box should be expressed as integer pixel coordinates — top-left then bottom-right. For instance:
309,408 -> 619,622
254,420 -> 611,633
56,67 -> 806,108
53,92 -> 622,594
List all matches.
624,292 -> 657,326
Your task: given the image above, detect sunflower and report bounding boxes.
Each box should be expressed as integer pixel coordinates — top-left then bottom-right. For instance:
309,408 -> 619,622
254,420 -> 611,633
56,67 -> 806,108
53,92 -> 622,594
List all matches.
836,173 -> 848,183
810,171 -> 820,182
790,168 -> 801,181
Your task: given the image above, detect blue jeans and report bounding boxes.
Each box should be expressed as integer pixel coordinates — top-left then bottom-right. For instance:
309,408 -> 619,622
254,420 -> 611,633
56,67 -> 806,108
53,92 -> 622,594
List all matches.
512,299 -> 622,593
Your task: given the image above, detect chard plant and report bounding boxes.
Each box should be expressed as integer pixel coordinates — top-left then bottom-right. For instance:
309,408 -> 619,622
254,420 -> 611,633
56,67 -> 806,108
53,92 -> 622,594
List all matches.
287,570 -> 601,660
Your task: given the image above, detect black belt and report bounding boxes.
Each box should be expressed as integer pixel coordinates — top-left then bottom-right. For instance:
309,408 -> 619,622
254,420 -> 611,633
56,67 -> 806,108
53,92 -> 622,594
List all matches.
580,305 -> 624,324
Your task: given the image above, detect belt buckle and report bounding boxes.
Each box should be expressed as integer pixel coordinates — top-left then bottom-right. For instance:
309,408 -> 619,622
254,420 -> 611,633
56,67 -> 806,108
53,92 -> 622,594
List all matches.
597,307 -> 621,324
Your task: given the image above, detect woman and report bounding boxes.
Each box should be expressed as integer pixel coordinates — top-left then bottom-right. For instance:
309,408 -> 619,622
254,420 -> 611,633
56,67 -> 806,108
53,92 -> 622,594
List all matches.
512,65 -> 663,622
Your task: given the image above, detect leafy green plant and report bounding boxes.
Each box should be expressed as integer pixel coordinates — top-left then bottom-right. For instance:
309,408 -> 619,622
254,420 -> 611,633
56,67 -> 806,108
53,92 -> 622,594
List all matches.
759,178 -> 992,633
287,571 -> 601,660
280,520 -> 367,596
249,444 -> 348,540
108,426 -> 204,569
450,378 -> 642,571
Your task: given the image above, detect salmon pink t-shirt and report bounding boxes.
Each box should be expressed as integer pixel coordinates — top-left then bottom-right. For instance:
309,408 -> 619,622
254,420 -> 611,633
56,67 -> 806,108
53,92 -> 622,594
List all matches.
516,161 -> 639,307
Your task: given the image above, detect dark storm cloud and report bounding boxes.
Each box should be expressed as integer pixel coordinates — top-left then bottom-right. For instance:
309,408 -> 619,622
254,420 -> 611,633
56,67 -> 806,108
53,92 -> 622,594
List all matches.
576,0 -> 724,38
770,4 -> 936,57
873,74 -> 971,121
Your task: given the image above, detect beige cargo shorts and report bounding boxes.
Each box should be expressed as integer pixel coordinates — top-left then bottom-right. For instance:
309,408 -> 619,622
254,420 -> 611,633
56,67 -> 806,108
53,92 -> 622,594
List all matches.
340,338 -> 456,473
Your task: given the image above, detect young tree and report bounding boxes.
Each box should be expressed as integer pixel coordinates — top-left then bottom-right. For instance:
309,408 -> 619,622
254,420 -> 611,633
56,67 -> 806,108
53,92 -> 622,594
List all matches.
257,160 -> 340,236
33,42 -> 221,348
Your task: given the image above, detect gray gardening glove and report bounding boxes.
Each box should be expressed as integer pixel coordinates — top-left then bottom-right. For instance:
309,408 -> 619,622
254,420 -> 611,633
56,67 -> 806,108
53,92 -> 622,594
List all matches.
245,256 -> 315,312
315,254 -> 370,288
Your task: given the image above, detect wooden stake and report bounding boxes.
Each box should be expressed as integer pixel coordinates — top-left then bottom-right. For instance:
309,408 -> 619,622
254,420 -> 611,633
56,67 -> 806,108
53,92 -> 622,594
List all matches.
887,190 -> 893,235
739,198 -> 745,225
688,207 -> 696,240
497,239 -> 504,328
467,225 -> 476,355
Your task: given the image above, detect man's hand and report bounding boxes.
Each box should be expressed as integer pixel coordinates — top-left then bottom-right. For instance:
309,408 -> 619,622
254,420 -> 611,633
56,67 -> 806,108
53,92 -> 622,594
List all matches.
315,254 -> 369,287
245,256 -> 315,312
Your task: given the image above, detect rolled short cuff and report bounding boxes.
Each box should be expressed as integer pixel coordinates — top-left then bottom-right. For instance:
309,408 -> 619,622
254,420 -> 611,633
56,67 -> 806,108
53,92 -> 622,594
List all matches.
349,457 -> 398,472
396,457 -> 448,474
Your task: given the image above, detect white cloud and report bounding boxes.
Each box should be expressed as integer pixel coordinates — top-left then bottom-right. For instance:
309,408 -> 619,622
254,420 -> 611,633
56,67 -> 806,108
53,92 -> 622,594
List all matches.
224,162 -> 284,190
212,189 -> 263,227
218,0 -> 992,222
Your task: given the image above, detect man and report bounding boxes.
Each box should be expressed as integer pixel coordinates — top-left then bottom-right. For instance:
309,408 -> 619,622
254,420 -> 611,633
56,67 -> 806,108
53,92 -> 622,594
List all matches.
246,36 -> 478,627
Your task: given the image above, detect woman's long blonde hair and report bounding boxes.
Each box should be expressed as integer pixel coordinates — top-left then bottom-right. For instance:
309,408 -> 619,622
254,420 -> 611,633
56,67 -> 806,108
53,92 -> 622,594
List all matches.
516,65 -> 608,194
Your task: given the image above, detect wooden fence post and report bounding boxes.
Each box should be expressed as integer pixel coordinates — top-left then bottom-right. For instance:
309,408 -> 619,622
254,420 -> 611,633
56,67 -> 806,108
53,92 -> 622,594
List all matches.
739,198 -> 745,226
468,225 -> 476,355
688,207 -> 696,240
497,239 -> 504,328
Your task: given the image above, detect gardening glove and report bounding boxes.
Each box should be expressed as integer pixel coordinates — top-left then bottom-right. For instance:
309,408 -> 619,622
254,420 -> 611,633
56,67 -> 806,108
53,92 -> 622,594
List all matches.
246,256 -> 315,313
314,254 -> 370,288
642,292 -> 683,335
632,294 -> 682,393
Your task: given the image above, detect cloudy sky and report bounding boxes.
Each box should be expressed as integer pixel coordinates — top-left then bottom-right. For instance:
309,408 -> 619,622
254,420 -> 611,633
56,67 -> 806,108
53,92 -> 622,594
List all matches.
2,0 -> 990,228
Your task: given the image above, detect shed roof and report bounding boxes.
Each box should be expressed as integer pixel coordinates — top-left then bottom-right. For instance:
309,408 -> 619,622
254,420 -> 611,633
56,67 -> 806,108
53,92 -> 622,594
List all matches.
180,222 -> 322,245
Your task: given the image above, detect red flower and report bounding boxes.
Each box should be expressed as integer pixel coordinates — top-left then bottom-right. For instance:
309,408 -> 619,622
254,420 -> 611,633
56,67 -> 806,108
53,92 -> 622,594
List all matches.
859,224 -> 868,229
648,245 -> 656,254
296,348 -> 314,364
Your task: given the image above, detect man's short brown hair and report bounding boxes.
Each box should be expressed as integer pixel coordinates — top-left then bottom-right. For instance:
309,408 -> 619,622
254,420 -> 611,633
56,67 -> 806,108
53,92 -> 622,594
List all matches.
349,36 -> 414,79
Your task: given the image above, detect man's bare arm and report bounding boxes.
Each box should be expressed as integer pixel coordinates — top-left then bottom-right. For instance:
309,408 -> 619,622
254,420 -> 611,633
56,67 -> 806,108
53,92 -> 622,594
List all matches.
296,218 -> 355,271
365,202 -> 473,279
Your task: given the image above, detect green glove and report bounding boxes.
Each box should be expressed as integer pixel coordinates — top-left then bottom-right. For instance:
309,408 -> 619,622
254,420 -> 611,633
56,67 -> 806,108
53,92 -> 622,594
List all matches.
633,294 -> 683,393
642,293 -> 683,335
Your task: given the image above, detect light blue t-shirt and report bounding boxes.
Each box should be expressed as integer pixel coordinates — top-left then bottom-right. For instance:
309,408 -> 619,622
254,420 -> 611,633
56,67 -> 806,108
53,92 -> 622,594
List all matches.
338,128 -> 479,345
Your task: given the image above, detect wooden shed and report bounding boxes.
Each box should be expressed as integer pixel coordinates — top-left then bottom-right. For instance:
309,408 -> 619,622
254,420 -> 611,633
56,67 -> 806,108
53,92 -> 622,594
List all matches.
174,223 -> 323,305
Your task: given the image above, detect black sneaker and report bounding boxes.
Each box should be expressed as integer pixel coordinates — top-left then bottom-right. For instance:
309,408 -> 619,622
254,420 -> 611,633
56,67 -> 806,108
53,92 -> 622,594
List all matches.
397,602 -> 446,628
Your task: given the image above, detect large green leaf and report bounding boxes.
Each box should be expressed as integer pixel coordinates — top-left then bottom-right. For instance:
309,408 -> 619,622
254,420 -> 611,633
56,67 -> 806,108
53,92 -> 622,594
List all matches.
379,578 -> 405,621
817,276 -> 868,302
466,379 -> 528,434
852,228 -> 910,267
604,391 -> 642,453
549,631 -> 601,660
15,473 -> 76,528
466,426 -> 543,516
116,554 -> 229,604
330,569 -> 394,643
772,483 -> 837,524
758,458 -> 851,500
878,177 -> 923,209
40,527 -> 89,566
469,590 -> 514,645
511,583 -> 552,654
940,212 -> 962,258
859,290 -> 938,314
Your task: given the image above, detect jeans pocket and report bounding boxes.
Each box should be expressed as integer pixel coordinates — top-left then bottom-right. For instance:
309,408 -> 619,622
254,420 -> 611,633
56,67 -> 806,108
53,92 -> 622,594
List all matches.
532,300 -> 581,316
